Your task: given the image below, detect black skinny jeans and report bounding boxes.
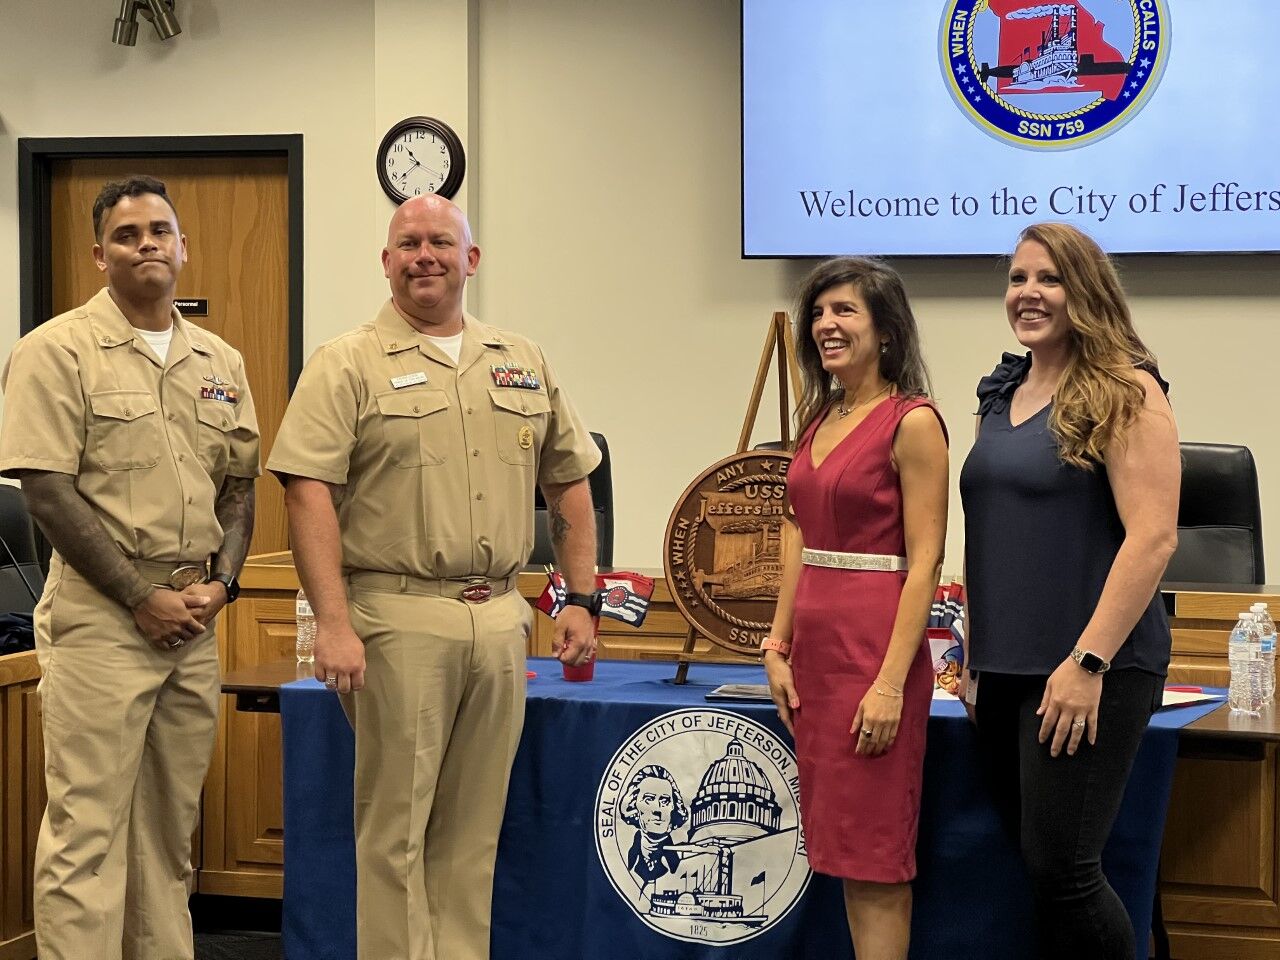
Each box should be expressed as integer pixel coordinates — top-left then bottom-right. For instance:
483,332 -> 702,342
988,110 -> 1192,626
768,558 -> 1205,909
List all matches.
973,668 -> 1163,960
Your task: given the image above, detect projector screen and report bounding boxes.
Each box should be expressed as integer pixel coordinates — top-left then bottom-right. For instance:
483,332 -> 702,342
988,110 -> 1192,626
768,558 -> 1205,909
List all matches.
742,0 -> 1280,257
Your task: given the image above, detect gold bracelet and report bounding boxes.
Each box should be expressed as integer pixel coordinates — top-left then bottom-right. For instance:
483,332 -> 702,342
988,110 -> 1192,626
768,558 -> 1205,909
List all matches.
872,685 -> 904,699
875,675 -> 904,694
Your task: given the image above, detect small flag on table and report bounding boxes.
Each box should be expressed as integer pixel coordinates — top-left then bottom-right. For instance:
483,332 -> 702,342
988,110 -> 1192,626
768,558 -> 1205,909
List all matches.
928,580 -> 967,695
534,569 -> 655,627
597,573 -> 655,627
534,567 -> 567,619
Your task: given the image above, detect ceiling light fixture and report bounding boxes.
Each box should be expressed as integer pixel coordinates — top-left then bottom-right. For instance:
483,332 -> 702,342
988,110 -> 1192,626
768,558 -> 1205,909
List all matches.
111,0 -> 181,46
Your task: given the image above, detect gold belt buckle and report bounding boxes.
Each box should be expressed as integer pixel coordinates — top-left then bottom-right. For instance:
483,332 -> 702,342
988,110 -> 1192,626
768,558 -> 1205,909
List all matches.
168,565 -> 206,590
460,578 -> 492,604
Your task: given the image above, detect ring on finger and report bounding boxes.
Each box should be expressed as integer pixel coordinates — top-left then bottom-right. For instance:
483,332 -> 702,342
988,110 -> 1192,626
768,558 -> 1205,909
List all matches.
1071,718 -> 1086,729
860,727 -> 873,737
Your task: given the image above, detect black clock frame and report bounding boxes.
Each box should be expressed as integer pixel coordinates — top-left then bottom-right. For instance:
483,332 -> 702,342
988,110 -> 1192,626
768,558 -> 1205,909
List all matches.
376,116 -> 466,204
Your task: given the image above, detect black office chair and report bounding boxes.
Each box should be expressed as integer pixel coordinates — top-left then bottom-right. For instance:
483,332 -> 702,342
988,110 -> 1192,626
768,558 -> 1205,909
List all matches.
0,484 -> 46,614
1163,442 -> 1264,584
530,432 -> 614,568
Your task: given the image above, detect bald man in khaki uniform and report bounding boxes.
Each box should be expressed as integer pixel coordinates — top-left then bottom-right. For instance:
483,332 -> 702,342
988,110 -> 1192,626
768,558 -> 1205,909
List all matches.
269,195 -> 599,960
0,176 -> 259,960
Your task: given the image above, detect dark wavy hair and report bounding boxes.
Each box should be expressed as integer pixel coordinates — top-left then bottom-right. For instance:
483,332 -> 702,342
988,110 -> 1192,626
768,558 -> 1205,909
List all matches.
792,257 -> 933,441
1012,222 -> 1158,469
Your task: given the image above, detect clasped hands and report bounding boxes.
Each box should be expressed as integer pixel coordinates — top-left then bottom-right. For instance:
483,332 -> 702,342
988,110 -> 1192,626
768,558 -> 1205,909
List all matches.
132,582 -> 226,650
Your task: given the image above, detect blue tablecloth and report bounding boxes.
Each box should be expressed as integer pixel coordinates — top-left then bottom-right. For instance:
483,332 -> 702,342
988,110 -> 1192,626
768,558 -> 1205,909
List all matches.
280,659 -> 1225,960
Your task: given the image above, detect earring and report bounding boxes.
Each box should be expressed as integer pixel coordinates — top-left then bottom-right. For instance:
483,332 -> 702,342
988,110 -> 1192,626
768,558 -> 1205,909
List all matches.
880,342 -> 888,355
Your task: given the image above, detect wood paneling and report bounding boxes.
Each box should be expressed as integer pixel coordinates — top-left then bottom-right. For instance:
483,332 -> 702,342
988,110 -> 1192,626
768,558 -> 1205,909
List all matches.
0,652 -> 42,960
1159,587 -> 1280,957
49,157 -> 291,557
197,595 -> 294,897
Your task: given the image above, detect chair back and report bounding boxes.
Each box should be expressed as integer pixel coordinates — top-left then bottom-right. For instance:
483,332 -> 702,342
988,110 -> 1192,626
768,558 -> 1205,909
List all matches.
0,484 -> 46,613
1164,442 -> 1265,585
530,432 -> 614,568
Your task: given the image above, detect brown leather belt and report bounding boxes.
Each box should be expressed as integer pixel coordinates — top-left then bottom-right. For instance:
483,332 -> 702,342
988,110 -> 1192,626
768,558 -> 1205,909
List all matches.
132,559 -> 210,590
346,570 -> 518,604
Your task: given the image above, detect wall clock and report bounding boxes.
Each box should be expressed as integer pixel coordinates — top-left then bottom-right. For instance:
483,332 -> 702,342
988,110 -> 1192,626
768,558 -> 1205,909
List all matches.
376,116 -> 465,203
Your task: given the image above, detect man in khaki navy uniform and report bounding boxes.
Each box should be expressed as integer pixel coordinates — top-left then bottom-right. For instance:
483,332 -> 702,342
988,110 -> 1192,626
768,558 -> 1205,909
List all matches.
269,194 -> 600,960
0,176 -> 259,960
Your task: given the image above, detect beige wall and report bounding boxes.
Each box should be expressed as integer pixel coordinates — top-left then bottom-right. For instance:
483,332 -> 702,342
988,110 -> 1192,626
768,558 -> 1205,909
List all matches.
1,0 -> 1277,574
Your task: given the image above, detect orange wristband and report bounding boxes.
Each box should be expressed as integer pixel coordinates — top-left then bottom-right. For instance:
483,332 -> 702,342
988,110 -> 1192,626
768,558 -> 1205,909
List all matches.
761,637 -> 792,656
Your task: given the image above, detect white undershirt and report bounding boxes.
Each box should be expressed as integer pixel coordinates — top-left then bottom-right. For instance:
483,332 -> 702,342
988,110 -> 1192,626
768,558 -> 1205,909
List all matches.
423,330 -> 464,364
135,325 -> 174,363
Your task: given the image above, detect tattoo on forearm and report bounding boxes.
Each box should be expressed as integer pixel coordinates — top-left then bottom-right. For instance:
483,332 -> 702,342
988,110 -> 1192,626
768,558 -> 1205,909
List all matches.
548,495 -> 572,547
212,477 -> 256,579
20,472 -> 152,608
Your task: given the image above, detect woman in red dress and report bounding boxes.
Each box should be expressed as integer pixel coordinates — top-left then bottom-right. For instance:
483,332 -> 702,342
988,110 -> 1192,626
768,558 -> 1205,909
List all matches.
764,257 -> 948,960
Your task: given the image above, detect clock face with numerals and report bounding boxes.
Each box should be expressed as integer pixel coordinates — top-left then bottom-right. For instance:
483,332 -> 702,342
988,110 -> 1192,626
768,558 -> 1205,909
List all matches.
376,116 -> 466,204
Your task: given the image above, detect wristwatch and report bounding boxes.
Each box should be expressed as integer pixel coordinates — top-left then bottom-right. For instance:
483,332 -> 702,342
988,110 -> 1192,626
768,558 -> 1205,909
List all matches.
1070,646 -> 1110,674
564,591 -> 602,616
205,572 -> 241,604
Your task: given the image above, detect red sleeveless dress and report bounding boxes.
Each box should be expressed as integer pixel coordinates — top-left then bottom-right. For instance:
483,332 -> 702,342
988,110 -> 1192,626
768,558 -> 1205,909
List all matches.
787,395 -> 944,883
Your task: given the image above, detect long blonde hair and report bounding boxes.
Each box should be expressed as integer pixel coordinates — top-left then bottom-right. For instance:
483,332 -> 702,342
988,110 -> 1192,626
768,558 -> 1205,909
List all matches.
792,257 -> 932,443
1017,223 -> 1157,469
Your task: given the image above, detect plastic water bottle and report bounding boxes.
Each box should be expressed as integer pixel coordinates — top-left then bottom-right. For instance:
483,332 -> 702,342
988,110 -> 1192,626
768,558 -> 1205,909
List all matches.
1250,602 -> 1276,706
1228,611 -> 1263,715
296,589 -> 316,664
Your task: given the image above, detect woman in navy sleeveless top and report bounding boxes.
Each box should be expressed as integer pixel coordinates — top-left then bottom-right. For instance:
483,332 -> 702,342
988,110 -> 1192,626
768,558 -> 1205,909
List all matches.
959,223 -> 1179,960
764,258 -> 948,960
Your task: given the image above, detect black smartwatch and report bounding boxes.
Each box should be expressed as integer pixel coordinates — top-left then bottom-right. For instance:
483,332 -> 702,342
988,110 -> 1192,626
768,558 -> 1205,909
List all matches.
1070,646 -> 1110,674
206,573 -> 241,604
564,591 -> 602,616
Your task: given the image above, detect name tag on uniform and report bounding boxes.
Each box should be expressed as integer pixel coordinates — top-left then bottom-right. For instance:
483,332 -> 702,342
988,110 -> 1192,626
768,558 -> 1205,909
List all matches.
491,365 -> 542,390
390,371 -> 429,389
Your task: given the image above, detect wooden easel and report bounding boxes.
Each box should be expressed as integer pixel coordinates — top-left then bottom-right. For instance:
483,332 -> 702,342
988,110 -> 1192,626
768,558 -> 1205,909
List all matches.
672,311 -> 802,684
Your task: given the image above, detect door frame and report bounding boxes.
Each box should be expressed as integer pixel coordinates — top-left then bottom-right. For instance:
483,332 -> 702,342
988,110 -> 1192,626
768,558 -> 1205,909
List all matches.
17,134 -> 304,386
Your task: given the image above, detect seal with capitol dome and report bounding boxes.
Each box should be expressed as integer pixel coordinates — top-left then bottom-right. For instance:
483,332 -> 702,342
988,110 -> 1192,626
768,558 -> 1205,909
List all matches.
594,708 -> 810,945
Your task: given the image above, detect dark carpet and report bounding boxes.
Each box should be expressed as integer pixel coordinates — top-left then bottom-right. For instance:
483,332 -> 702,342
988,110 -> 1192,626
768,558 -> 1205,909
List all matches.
193,931 -> 282,960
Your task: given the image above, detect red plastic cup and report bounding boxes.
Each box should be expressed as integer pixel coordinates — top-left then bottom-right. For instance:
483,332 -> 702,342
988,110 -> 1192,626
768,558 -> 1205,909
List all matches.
562,615 -> 600,681
562,659 -> 595,682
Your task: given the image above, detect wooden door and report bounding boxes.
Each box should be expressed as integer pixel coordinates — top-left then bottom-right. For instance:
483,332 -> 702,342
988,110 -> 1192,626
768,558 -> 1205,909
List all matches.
48,156 -> 291,557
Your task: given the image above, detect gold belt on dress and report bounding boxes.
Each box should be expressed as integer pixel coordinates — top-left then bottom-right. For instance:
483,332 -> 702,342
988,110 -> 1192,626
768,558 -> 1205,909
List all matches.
801,548 -> 907,573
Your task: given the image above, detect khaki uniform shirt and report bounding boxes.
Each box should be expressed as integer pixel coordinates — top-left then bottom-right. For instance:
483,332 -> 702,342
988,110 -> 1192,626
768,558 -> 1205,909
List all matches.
268,302 -> 600,579
0,287 -> 261,562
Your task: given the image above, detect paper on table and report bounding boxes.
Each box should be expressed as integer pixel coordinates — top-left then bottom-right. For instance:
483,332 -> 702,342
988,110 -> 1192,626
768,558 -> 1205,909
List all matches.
704,683 -> 773,703
1160,689 -> 1225,709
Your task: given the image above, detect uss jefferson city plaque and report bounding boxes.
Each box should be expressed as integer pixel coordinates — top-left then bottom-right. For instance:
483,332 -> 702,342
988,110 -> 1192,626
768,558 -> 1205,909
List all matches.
663,451 -> 793,656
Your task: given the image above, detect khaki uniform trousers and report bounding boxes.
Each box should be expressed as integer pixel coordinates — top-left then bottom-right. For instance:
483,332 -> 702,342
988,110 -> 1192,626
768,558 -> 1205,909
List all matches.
342,576 -> 531,960
32,556 -> 219,960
